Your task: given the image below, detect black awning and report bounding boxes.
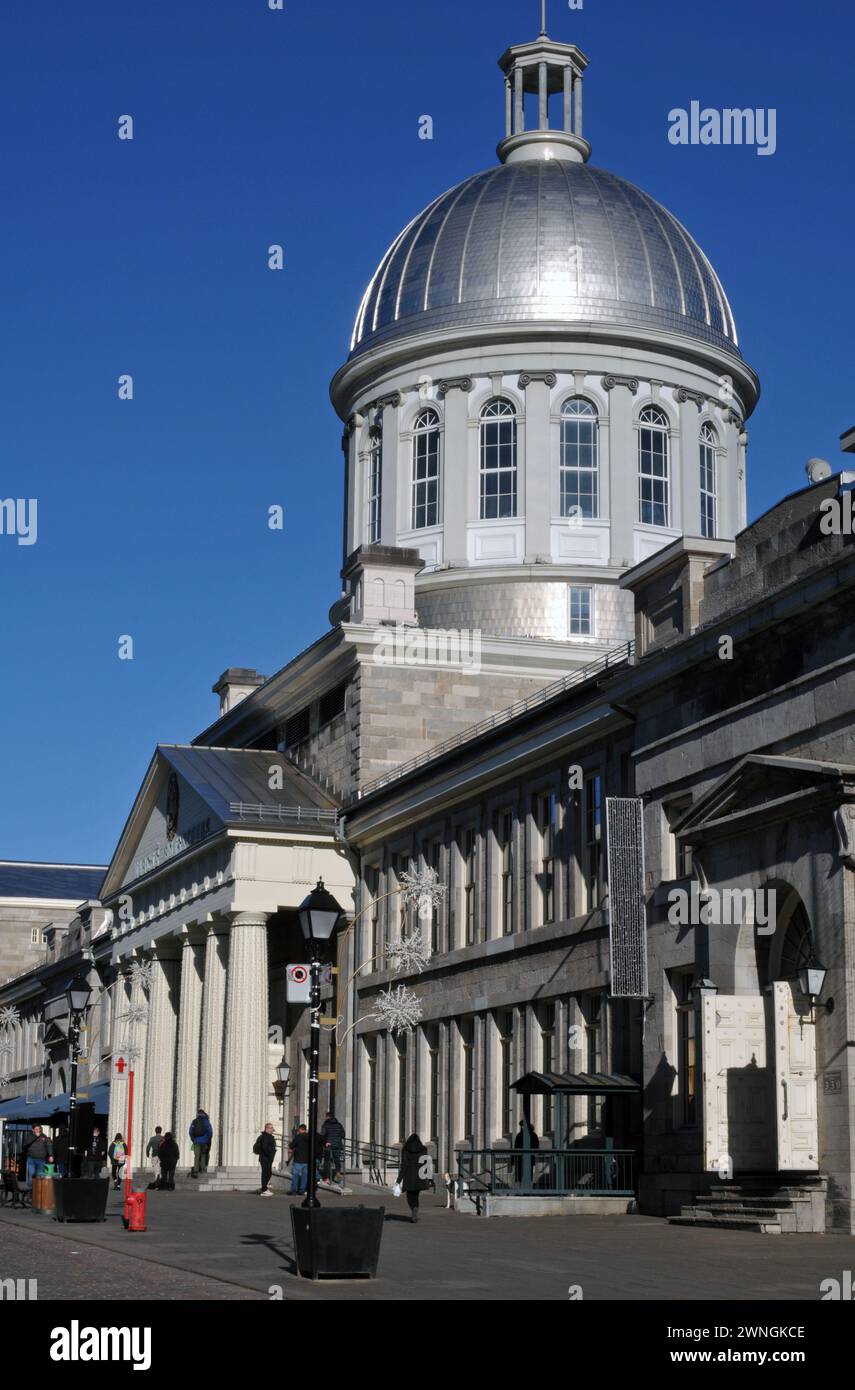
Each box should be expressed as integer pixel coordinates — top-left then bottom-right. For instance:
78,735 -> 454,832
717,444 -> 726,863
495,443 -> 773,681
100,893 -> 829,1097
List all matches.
511,1071 -> 640,1097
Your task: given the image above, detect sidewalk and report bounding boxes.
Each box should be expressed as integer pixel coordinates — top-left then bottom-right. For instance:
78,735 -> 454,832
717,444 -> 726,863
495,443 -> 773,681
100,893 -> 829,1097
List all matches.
2,1183 -> 853,1301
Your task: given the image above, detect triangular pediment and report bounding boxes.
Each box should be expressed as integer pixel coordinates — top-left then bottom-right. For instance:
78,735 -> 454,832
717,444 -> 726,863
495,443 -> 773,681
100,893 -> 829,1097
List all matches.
675,755 -> 855,845
100,745 -> 338,901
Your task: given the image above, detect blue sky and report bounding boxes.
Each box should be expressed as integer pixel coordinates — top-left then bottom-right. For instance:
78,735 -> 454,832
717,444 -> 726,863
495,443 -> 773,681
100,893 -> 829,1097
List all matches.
1,0 -> 852,865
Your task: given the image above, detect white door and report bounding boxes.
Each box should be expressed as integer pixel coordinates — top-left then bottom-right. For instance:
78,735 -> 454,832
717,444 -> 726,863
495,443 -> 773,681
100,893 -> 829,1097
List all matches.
772,980 -> 819,1171
701,993 -> 775,1172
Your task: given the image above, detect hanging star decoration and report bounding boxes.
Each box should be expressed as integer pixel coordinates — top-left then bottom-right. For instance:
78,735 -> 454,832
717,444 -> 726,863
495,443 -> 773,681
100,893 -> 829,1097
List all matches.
0,1005 -> 21,1030
128,960 -> 155,992
384,928 -> 431,975
398,865 -> 447,923
373,984 -> 423,1036
124,1003 -> 149,1027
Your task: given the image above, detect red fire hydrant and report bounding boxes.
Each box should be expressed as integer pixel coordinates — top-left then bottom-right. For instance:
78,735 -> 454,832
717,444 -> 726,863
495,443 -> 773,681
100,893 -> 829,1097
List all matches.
126,1191 -> 147,1232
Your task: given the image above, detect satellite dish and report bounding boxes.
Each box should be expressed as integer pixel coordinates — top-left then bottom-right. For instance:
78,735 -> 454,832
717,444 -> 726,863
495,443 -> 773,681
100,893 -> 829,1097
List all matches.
806,457 -> 832,483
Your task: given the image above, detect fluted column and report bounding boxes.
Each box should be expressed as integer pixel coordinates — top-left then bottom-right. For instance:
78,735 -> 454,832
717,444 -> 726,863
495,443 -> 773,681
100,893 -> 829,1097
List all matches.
199,921 -> 229,1168
174,927 -> 205,1146
128,962 -> 151,1170
221,913 -> 270,1167
107,972 -> 131,1150
141,946 -> 180,1155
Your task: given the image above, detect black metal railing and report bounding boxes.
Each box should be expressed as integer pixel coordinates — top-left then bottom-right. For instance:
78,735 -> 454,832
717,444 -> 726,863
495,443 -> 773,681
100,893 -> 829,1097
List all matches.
457,1148 -> 635,1197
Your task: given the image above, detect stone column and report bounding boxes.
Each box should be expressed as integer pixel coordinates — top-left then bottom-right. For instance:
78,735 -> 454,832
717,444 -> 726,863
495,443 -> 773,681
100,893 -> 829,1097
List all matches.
107,972 -> 130,1149
141,946 -> 180,1155
574,70 -> 583,137
221,913 -> 269,1168
505,77 -> 513,138
521,374 -> 554,561
127,961 -> 151,1171
679,395 -> 702,535
199,921 -> 230,1168
564,68 -> 573,132
514,65 -> 524,134
538,61 -> 548,129
606,380 -> 636,566
174,927 -> 205,1145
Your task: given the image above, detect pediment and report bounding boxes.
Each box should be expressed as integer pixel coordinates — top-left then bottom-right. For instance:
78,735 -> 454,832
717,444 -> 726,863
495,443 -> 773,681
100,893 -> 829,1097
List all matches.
675,755 -> 855,845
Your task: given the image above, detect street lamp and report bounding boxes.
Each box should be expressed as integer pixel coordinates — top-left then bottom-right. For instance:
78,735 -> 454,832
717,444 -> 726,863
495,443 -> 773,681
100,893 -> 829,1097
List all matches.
297,879 -> 343,1209
64,975 -> 93,1177
798,954 -> 833,1019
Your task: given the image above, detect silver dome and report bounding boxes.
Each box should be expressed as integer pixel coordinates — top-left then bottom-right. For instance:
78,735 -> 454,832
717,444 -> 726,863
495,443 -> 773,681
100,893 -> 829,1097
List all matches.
350,160 -> 739,359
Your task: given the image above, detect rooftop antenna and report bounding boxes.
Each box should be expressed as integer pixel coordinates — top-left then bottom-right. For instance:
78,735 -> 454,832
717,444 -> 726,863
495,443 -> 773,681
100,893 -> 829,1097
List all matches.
540,0 -> 548,36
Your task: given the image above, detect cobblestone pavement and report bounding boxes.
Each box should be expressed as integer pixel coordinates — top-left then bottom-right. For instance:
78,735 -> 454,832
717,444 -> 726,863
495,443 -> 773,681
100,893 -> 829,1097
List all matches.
1,1182 -> 854,1301
0,1219 -> 263,1300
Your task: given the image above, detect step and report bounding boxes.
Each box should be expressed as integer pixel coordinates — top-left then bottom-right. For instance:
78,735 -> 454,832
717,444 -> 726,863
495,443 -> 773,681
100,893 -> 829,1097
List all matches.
670,1212 -> 782,1234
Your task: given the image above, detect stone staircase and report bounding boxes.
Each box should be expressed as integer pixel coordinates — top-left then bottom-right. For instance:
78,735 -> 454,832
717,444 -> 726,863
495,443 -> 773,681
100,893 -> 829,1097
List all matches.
670,1174 -> 827,1234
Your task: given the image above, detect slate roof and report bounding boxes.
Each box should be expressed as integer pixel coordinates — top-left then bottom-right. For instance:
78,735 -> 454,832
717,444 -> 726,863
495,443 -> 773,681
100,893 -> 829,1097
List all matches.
159,745 -> 340,825
0,863 -> 106,901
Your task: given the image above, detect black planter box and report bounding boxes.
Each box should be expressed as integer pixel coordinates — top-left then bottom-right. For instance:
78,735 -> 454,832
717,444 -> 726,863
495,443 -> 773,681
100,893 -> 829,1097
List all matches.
290,1204 -> 385,1279
52,1177 -> 110,1223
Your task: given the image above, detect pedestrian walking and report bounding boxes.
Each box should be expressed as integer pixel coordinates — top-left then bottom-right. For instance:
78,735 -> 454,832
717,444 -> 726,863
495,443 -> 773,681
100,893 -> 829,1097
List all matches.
83,1127 -> 107,1177
157,1133 -> 179,1190
513,1119 -> 539,1183
253,1122 -> 277,1196
22,1125 -> 49,1186
108,1133 -> 127,1190
188,1109 -> 213,1177
146,1126 -> 164,1179
397,1133 -> 432,1223
320,1111 -> 346,1184
288,1124 -> 316,1195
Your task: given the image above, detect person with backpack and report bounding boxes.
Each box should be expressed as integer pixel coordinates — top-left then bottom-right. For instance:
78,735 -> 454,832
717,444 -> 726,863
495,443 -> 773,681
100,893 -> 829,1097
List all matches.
253,1122 -> 277,1196
108,1133 -> 127,1190
188,1109 -> 213,1177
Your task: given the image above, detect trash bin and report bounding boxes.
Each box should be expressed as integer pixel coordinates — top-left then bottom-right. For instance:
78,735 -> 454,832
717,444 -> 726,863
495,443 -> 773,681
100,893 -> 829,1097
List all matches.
31,1175 -> 55,1214
126,1190 -> 147,1232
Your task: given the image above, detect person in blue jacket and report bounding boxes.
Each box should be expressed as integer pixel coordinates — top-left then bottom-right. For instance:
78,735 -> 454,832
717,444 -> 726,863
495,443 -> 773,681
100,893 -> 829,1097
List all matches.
188,1109 -> 213,1177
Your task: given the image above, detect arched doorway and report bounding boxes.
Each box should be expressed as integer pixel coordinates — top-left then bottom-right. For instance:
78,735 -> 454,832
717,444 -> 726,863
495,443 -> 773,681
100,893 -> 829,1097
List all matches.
764,888 -> 819,1171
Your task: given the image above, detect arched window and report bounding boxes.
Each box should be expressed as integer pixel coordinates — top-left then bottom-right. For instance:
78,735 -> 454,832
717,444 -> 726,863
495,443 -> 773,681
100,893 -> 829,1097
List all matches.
560,398 -> 599,518
365,430 -> 382,544
411,408 -> 440,529
700,422 -> 717,538
480,398 -> 517,519
638,406 -> 670,527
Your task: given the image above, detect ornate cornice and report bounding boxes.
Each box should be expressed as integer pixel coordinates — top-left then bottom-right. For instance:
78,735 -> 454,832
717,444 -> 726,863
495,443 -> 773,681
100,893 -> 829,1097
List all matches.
518,370 -> 557,389
601,374 -> 639,394
436,376 -> 474,398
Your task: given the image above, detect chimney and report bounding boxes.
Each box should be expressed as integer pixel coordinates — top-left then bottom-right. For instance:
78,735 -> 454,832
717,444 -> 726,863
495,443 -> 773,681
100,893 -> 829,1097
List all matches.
212,668 -> 266,717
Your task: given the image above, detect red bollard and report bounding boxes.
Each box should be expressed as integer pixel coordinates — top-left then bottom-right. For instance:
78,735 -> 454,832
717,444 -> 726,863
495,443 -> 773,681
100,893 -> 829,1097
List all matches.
125,1190 -> 147,1232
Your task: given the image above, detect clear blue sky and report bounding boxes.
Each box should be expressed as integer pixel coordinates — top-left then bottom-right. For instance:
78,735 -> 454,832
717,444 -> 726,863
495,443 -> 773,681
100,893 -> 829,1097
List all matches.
1,0 -> 852,865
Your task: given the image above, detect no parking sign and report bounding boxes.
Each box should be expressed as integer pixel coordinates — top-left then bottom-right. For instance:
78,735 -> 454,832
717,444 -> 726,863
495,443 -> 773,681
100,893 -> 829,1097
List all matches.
286,964 -> 311,1003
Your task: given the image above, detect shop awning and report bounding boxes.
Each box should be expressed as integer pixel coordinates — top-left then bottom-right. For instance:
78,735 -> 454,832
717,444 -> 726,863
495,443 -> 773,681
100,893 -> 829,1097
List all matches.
511,1071 -> 640,1096
0,1082 -> 109,1122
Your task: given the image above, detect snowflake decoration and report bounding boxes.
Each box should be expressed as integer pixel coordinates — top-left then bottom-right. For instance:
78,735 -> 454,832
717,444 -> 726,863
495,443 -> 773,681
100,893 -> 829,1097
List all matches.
124,1003 -> 149,1026
398,865 -> 446,922
128,960 -> 155,992
373,983 -> 423,1036
0,1006 -> 20,1030
384,929 -> 430,975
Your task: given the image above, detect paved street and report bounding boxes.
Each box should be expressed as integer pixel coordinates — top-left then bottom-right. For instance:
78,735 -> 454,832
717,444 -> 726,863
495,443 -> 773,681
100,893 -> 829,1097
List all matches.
2,1181 -> 854,1301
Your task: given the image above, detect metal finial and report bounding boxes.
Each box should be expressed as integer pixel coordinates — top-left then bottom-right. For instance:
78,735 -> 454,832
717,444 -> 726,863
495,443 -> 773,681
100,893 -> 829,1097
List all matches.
540,0 -> 548,36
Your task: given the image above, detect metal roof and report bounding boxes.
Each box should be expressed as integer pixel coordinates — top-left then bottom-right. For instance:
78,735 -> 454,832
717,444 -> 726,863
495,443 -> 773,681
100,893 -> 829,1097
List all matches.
0,863 -> 106,901
351,161 -> 739,360
511,1071 -> 640,1096
159,745 -> 340,826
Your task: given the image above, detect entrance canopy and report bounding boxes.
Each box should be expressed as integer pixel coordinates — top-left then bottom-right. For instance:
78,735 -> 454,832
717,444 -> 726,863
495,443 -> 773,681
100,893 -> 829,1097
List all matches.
511,1071 -> 640,1096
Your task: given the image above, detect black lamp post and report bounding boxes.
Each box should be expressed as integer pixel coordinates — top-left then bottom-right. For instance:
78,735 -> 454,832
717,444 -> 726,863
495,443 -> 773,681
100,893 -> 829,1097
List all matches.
297,879 -> 343,1210
65,975 -> 93,1177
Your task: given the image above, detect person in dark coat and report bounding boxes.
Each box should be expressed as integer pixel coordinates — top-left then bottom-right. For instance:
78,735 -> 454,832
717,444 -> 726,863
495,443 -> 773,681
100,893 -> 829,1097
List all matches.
156,1133 -> 179,1189
513,1120 -> 540,1183
397,1134 -> 432,1222
253,1123 -> 277,1196
22,1125 -> 49,1187
83,1127 -> 107,1177
320,1112 -> 345,1183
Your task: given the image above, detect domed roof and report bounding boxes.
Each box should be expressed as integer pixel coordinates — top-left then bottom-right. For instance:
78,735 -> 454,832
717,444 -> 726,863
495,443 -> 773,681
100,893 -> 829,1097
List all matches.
350,160 -> 739,361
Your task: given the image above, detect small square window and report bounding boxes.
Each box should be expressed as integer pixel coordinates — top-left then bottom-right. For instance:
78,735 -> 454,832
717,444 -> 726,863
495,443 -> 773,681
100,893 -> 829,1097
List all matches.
569,586 -> 594,637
